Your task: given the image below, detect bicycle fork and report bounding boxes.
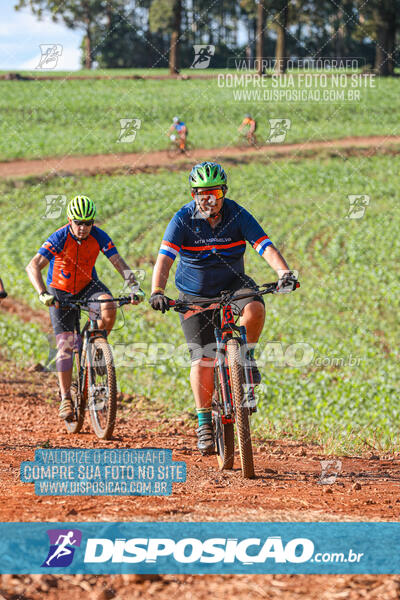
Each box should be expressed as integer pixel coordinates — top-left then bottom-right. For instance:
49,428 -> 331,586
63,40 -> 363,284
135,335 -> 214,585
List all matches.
214,327 -> 257,418
85,322 -> 109,410
238,326 -> 257,413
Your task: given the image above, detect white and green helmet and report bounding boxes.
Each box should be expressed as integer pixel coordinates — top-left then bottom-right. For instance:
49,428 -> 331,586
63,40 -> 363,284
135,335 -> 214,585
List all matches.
67,196 -> 96,221
189,162 -> 227,189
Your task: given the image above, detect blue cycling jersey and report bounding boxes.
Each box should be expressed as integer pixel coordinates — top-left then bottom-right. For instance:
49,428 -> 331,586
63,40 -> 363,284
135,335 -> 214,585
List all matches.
159,198 -> 272,296
174,121 -> 186,132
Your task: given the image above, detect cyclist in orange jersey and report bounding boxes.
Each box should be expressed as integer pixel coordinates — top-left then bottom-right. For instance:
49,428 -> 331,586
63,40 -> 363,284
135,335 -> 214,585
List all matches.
26,196 -> 145,421
238,113 -> 257,144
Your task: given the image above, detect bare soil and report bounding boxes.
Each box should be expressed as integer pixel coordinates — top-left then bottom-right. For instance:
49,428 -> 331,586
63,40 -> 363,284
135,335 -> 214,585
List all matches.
1,136 -> 400,179
0,296 -> 50,327
0,353 -> 399,598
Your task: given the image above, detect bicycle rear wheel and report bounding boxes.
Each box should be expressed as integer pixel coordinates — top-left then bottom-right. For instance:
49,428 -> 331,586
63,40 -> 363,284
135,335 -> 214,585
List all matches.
87,336 -> 117,440
183,141 -> 194,157
212,366 -> 234,470
65,351 -> 86,434
226,338 -> 255,479
249,134 -> 258,147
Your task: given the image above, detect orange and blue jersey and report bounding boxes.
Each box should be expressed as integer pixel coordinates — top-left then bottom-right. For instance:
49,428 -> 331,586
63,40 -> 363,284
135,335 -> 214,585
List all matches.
159,198 -> 272,296
38,224 -> 118,294
174,121 -> 186,133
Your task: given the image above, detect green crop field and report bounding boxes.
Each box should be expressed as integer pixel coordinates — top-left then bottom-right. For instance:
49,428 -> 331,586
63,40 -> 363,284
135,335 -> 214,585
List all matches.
1,151 -> 398,452
0,72 -> 397,160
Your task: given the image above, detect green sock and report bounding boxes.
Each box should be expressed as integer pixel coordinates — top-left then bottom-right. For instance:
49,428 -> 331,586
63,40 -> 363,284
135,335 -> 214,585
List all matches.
248,347 -> 255,361
197,408 -> 212,427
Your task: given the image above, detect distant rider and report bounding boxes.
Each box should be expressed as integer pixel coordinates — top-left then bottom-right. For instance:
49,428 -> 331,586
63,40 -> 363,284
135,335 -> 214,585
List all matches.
238,114 -> 257,145
168,116 -> 188,152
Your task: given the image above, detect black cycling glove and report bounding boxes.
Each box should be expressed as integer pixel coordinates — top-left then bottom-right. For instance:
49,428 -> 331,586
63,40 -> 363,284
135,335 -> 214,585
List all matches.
276,271 -> 298,293
149,293 -> 170,313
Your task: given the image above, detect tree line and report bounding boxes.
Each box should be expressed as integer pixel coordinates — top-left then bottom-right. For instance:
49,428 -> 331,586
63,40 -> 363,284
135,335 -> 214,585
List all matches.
15,0 -> 400,75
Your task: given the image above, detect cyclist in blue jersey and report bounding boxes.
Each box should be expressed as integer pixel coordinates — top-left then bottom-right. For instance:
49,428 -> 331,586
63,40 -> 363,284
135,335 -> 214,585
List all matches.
168,116 -> 188,152
149,162 -> 298,455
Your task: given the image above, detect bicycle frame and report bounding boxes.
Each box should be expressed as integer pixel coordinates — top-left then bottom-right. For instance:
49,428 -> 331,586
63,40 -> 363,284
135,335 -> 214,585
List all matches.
62,296 -> 131,411
238,132 -> 257,147
171,281 -> 299,421
170,281 -> 299,474
71,305 -> 108,399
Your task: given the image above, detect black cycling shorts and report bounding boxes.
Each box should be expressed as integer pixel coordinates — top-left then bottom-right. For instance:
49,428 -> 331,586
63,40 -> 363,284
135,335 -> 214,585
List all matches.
179,275 -> 264,362
48,279 -> 112,335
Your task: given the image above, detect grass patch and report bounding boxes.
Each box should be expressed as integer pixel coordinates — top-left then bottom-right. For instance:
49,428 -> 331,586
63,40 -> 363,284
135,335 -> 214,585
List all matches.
0,73 -> 396,160
1,152 -> 398,451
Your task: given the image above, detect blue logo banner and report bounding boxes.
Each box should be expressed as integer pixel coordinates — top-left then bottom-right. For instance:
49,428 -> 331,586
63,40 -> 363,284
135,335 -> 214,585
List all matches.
0,522 -> 399,574
20,449 -> 186,496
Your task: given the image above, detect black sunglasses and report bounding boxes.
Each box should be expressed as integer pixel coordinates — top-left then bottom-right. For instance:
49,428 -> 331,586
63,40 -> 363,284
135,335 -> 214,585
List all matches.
73,219 -> 94,226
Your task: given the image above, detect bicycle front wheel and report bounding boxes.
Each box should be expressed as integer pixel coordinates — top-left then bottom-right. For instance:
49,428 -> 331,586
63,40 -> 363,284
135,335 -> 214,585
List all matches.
87,336 -> 117,440
212,366 -> 234,470
65,351 -> 86,434
226,338 -> 255,479
167,144 -> 179,159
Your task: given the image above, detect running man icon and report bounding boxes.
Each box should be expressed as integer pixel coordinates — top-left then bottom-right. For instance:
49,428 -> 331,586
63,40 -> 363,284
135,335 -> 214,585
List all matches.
191,45 -> 215,69
42,528 -> 82,568
36,44 -> 63,69
46,531 -> 76,565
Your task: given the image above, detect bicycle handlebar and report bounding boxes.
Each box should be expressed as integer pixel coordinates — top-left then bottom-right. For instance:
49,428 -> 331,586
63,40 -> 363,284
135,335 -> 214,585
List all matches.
169,281 -> 300,312
59,295 -> 136,310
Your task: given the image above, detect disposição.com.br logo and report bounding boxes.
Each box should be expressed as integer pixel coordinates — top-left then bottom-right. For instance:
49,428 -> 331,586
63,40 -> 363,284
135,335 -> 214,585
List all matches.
41,529 -> 82,568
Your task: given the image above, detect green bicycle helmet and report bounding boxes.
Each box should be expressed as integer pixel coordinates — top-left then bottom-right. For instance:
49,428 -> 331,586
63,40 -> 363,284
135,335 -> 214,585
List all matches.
189,162 -> 227,188
67,196 -> 96,221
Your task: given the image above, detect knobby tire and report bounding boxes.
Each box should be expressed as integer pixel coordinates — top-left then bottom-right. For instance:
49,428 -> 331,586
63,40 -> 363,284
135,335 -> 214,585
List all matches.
88,336 -> 117,440
226,338 -> 255,479
65,351 -> 86,434
212,366 -> 234,470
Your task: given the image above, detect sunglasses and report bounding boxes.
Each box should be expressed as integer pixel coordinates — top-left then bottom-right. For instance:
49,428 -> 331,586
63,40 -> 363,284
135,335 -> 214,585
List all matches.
194,188 -> 225,201
73,219 -> 94,226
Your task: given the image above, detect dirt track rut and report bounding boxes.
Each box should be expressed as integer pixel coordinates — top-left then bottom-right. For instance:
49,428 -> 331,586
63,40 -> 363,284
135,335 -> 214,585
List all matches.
1,135 -> 400,179
0,358 -> 399,598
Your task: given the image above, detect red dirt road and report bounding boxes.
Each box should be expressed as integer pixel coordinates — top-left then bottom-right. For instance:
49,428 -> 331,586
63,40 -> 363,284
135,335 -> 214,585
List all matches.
1,135 -> 400,179
0,357 -> 399,598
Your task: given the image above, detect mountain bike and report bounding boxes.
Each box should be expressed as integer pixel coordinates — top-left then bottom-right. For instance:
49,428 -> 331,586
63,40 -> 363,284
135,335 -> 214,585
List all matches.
59,296 -> 132,440
170,281 -> 299,478
167,138 -> 194,159
237,132 -> 258,149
